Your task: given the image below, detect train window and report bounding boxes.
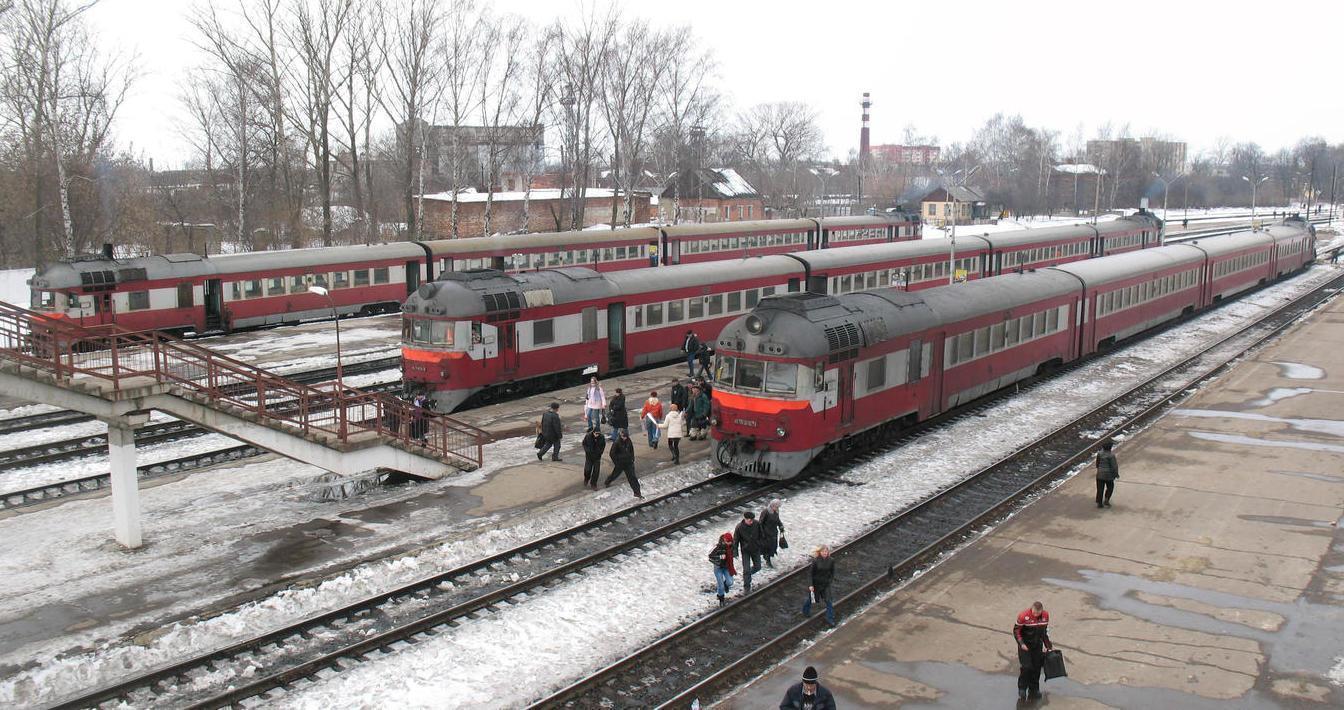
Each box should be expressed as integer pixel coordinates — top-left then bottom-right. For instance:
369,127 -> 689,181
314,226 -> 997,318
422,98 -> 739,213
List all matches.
231,282 -> 242,300
689,298 -> 704,319
736,359 -> 765,391
763,286 -> 776,297
1005,318 -> 1020,347
177,284 -> 193,308
973,328 -> 990,357
707,294 -> 723,316
633,307 -> 643,328
245,280 -> 263,298
715,355 -> 735,385
990,323 -> 1005,350
728,292 -> 741,312
646,303 -> 663,326
289,276 -> 306,293
956,332 -> 973,362
332,272 -> 349,289
867,272 -> 878,289
549,252 -> 564,267
879,271 -> 890,287
615,247 -> 627,260
313,273 -> 328,289
865,358 -> 886,393
533,319 -> 555,345
353,270 -> 370,287
1047,308 -> 1060,332
1034,312 -> 1048,336
746,288 -> 760,308
374,267 -> 390,284
765,363 -> 798,395
127,291 -> 150,310
668,300 -> 684,322
268,277 -> 285,296
576,250 -> 589,264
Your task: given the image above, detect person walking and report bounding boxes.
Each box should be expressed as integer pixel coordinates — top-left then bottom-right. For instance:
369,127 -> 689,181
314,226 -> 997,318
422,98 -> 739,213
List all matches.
1095,439 -> 1119,508
1013,601 -> 1054,701
696,342 -> 713,379
669,378 -> 689,413
584,376 -> 606,432
707,531 -> 736,606
760,499 -> 785,568
640,391 -> 664,449
732,511 -> 765,594
605,428 -> 641,498
410,394 -> 429,443
779,666 -> 837,710
657,403 -> 687,465
607,387 -> 628,442
581,426 -> 606,489
682,330 -> 700,377
802,545 -> 836,627
688,385 -> 711,440
537,402 -> 563,462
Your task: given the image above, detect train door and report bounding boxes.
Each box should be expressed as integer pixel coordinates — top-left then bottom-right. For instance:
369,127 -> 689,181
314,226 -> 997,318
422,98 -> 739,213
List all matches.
500,323 -> 519,375
666,238 -> 680,265
203,279 -> 224,331
838,363 -> 855,427
405,260 -> 421,295
606,302 -> 626,371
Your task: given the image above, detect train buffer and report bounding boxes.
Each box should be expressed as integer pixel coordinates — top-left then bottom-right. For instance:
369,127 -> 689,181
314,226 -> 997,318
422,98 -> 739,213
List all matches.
0,301 -> 489,549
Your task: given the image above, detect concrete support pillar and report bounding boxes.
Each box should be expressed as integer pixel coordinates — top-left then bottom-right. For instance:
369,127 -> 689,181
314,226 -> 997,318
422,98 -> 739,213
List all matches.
107,423 -> 142,549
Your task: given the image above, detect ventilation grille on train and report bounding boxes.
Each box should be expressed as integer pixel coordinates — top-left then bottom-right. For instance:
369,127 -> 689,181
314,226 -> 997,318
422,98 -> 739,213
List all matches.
79,270 -> 117,291
823,322 -> 861,362
481,291 -> 522,322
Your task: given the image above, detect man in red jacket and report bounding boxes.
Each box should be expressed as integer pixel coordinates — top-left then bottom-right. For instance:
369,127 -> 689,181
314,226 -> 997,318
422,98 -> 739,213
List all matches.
1013,601 -> 1053,700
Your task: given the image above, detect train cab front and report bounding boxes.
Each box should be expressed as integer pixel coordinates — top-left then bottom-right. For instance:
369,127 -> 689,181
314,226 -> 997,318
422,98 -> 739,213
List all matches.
709,296 -> 845,480
401,276 -> 508,412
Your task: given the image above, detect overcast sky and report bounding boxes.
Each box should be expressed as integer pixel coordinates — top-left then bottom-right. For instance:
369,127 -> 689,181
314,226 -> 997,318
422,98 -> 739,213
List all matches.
93,0 -> 1344,169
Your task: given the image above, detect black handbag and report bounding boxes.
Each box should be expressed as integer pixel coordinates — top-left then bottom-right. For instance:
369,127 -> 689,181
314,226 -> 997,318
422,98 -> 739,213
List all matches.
534,433 -> 545,450
778,534 -> 789,549
1043,649 -> 1067,680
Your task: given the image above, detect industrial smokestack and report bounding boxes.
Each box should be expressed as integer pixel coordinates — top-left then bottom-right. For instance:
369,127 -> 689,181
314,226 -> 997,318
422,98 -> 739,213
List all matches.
860,92 -> 871,163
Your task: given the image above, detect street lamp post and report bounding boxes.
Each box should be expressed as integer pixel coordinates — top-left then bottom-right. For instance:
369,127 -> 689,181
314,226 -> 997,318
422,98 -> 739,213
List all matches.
939,165 -> 980,285
1241,175 -> 1269,229
308,285 -> 343,392
1152,171 -> 1184,225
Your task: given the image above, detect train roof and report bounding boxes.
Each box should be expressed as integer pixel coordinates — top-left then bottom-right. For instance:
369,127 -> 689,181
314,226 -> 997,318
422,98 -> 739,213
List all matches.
817,215 -> 906,229
206,242 -> 428,274
1262,218 -> 1313,243
404,267 -> 617,318
716,291 -> 901,363
30,252 -> 220,289
1048,244 -> 1206,286
604,256 -> 801,296
659,219 -> 815,238
915,270 -> 1080,325
1184,229 -> 1273,257
421,227 -> 662,255
794,237 -> 992,271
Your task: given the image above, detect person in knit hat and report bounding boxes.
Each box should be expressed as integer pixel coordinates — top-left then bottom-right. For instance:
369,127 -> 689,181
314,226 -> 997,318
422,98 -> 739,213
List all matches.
707,531 -> 737,606
779,665 -> 837,710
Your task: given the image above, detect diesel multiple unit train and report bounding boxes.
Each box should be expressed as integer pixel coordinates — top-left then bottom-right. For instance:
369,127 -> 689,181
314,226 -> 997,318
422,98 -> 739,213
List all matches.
400,212 -> 1163,410
709,216 -> 1316,479
25,213 -> 917,334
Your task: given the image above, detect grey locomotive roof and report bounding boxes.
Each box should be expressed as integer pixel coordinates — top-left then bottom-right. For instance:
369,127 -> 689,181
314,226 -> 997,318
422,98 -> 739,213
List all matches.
604,255 -> 801,296
1262,219 -> 1312,243
421,227 -> 661,255
1184,229 -> 1273,257
659,219 -> 814,238
1049,244 -> 1205,286
208,242 -> 428,274
794,237 -> 992,270
405,267 -> 617,318
716,292 -> 888,362
915,270 -> 1080,325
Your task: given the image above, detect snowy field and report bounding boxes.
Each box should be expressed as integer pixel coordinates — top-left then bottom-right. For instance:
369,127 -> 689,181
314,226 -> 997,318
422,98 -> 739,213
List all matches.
2,261 -> 1338,708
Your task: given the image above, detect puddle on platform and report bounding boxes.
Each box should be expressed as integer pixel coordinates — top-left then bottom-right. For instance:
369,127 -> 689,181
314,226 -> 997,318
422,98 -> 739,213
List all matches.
243,517 -> 377,577
1172,409 -> 1344,438
1245,387 -> 1315,408
1271,361 -> 1326,380
1046,570 -> 1344,683
1268,469 -> 1343,483
1187,431 -> 1344,454
1238,514 -> 1336,529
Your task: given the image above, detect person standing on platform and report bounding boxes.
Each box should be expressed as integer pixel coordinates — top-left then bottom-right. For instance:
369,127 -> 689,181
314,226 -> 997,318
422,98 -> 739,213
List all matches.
641,390 -> 663,448
760,499 -> 785,568
410,394 -> 429,443
779,665 -> 837,710
657,403 -> 687,465
581,426 -> 606,489
537,402 -> 563,462
696,342 -> 713,378
584,376 -> 606,432
707,531 -> 736,607
732,511 -> 764,594
607,387 -> 628,442
605,428 -> 641,498
670,378 -> 689,413
1095,439 -> 1119,508
688,385 -> 711,440
682,330 -> 700,377
1013,601 -> 1054,701
802,545 -> 836,627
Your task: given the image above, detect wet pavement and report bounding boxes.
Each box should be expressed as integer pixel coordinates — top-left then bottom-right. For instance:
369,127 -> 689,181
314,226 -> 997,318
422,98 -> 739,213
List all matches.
723,294 -> 1344,708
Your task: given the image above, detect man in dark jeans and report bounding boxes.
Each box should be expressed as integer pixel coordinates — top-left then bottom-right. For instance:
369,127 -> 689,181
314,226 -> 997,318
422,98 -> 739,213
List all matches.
581,426 -> 606,489
682,330 -> 699,377
732,511 -> 765,593
1013,601 -> 1054,700
537,402 -> 563,462
1095,439 -> 1119,508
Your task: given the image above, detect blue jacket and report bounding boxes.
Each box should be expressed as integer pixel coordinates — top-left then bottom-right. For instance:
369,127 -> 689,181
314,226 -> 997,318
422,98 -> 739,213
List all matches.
779,682 -> 837,710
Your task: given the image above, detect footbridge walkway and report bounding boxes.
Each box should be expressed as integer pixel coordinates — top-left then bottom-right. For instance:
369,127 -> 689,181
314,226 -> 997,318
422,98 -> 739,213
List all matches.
0,302 -> 488,548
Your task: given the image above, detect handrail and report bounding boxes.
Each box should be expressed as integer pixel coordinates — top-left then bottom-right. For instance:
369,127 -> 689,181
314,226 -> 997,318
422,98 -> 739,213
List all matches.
0,302 -> 487,470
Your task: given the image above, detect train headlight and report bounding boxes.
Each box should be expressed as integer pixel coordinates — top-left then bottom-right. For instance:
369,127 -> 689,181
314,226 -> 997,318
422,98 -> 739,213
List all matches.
746,314 -> 765,335
711,417 -> 720,427
775,425 -> 787,438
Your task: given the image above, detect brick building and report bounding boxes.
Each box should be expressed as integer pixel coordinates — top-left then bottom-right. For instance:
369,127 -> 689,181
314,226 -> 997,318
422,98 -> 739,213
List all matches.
419,188 -> 654,238
658,168 -> 765,223
871,144 -> 941,166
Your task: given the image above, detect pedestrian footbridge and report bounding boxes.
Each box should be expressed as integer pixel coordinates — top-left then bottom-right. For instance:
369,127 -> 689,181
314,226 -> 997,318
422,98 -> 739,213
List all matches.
0,301 -> 488,548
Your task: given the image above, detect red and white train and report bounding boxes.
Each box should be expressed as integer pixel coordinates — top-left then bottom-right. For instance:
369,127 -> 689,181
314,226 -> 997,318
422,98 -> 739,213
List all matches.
709,216 -> 1317,479
24,214 -> 918,334
400,212 -> 1164,410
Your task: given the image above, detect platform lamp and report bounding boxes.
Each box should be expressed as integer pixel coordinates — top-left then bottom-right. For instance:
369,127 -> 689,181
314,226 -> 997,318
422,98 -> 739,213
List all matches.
1241,175 -> 1269,230
308,285 -> 343,393
1152,171 -> 1184,225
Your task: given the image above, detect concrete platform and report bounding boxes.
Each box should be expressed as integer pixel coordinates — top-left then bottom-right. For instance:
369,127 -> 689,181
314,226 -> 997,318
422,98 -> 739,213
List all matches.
724,294 -> 1344,707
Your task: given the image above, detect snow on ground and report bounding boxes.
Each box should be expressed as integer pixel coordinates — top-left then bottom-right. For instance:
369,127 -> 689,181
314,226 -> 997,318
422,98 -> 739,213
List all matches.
0,431 -> 248,493
3,263 -> 1336,708
0,410 -> 175,457
0,268 -> 34,306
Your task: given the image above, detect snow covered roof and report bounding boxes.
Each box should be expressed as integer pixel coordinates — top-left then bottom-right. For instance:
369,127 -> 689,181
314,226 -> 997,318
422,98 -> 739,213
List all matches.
418,188 -> 647,203
1053,163 -> 1105,175
659,168 -> 761,200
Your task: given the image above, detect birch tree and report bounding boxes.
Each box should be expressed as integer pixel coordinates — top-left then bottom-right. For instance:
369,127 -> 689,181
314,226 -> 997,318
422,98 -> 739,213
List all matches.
375,0 -> 441,241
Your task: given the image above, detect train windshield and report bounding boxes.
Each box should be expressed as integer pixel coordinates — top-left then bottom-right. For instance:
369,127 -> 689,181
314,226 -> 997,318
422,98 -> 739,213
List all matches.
714,355 -> 799,396
403,317 -> 455,347
32,291 -> 62,311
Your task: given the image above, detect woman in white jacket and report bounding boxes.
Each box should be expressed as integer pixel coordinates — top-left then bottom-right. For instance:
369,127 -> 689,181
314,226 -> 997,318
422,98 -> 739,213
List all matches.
658,403 -> 688,465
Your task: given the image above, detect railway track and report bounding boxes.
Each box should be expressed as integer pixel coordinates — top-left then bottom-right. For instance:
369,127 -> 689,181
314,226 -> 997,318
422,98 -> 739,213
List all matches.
533,269 -> 1344,709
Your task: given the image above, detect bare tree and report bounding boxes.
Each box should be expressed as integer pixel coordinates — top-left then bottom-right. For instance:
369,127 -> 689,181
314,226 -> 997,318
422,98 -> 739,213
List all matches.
599,20 -> 666,227
437,0 -> 485,238
648,30 -> 716,223
515,23 -> 556,231
375,0 -> 441,241
733,101 -> 824,214
554,8 -> 619,230
333,0 -> 380,243
475,10 -> 525,237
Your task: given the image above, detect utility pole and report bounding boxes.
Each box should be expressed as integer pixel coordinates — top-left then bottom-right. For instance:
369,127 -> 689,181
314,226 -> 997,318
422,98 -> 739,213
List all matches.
1330,163 -> 1337,225
1242,174 -> 1269,229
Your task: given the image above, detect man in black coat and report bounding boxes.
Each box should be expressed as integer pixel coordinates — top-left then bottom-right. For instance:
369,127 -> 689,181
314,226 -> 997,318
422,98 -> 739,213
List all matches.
732,511 -> 765,593
779,665 -> 837,710
682,330 -> 699,376
537,402 -> 563,462
604,429 -> 641,498
607,388 -> 628,442
669,378 -> 689,413
581,427 -> 606,489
